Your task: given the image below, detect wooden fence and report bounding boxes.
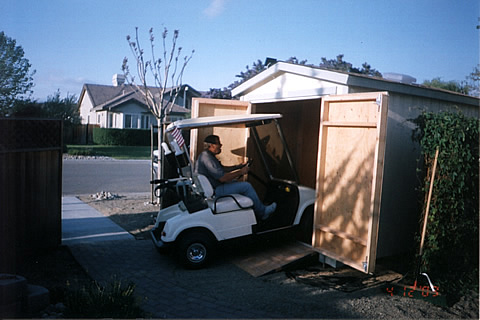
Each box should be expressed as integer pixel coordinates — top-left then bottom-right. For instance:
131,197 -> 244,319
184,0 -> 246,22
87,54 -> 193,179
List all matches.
0,119 -> 63,273
64,123 -> 98,145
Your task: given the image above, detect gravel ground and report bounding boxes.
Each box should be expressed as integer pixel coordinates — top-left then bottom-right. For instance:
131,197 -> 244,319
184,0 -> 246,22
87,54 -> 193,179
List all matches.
79,192 -> 479,319
77,193 -> 158,239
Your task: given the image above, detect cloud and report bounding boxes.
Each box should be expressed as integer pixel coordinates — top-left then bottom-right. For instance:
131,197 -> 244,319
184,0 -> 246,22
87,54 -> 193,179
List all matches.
203,0 -> 226,18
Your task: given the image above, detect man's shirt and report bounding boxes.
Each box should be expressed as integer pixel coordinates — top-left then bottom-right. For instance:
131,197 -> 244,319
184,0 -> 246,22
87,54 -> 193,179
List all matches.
195,150 -> 224,188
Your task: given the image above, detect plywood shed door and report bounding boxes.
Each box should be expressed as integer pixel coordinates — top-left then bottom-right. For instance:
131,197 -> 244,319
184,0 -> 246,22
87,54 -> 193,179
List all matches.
190,98 -> 250,165
313,92 -> 388,274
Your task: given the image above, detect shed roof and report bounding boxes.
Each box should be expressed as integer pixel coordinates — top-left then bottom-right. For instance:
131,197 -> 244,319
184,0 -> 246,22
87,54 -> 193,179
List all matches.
232,62 -> 479,107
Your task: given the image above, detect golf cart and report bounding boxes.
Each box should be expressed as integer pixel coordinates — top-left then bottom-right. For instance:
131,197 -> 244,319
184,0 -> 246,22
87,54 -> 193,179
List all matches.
150,113 -> 316,268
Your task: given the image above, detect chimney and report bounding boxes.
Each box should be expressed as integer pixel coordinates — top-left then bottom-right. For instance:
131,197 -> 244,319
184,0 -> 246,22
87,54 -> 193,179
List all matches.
112,74 -> 126,86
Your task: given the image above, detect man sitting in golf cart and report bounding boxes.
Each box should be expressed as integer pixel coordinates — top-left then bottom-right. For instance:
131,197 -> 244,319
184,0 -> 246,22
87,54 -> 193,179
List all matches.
195,134 -> 276,221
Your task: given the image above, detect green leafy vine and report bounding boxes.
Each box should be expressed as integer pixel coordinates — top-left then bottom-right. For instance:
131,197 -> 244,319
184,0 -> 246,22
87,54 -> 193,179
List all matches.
412,110 -> 479,297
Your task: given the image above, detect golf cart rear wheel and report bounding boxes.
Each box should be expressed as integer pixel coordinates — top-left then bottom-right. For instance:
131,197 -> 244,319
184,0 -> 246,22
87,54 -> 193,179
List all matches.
177,231 -> 215,269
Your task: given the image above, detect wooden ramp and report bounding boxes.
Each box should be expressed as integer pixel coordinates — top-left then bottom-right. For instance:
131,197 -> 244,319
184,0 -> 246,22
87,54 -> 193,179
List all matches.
230,241 -> 318,277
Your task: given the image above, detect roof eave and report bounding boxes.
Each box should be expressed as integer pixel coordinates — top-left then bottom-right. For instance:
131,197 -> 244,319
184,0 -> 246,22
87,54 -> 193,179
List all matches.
231,62 -> 349,98
77,84 -> 88,109
346,73 -> 480,106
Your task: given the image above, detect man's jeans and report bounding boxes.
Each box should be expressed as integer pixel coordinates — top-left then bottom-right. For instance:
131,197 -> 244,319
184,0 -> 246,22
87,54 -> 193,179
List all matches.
215,181 -> 266,215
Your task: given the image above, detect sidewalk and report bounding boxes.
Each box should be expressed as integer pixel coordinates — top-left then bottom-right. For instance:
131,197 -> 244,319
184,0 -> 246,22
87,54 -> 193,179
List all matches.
62,197 -> 134,245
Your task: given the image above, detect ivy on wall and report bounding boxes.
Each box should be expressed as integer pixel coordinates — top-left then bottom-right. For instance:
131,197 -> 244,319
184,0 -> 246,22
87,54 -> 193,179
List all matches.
412,110 -> 479,295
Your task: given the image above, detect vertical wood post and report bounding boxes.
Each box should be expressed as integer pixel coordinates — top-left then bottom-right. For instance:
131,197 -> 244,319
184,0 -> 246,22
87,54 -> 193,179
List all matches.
419,147 -> 440,257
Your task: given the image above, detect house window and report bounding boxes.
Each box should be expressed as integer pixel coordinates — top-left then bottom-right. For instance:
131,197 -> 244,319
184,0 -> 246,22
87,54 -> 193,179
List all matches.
125,115 -> 132,128
141,115 -> 149,129
97,114 -> 101,124
124,114 -> 139,129
133,115 -> 139,128
108,114 -> 113,128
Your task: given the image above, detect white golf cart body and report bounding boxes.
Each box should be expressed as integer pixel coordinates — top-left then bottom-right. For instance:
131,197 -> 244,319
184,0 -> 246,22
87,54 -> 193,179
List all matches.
150,113 -> 316,268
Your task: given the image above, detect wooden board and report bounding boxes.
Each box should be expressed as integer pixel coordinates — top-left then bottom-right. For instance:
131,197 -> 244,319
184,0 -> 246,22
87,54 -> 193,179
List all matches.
230,241 -> 317,277
190,98 -> 250,165
313,92 -> 388,274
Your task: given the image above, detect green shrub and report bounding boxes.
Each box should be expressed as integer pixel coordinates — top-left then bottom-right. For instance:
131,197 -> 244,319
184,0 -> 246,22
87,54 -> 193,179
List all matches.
67,147 -> 99,156
93,128 -> 151,146
412,110 -> 479,297
64,279 -> 145,318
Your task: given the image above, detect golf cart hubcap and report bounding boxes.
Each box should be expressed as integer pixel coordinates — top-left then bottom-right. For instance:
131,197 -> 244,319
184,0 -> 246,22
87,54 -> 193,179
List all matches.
187,243 -> 206,262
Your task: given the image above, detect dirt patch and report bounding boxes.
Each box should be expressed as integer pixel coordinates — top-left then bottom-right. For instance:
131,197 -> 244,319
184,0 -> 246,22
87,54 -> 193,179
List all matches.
287,265 -> 403,292
78,193 -> 159,240
15,246 -> 93,318
18,246 -> 92,296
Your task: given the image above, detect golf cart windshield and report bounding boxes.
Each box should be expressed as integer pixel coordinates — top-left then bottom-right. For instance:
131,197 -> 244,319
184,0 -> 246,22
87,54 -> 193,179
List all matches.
249,120 -> 298,183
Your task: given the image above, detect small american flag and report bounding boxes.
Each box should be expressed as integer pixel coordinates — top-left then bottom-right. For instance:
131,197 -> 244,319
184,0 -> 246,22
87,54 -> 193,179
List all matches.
171,127 -> 185,149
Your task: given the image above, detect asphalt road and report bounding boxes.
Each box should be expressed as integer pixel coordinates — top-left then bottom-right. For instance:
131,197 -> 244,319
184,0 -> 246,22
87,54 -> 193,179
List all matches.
62,159 -> 152,195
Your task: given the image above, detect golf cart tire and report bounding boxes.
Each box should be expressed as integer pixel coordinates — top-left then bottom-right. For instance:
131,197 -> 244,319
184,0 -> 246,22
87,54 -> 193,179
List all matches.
296,205 -> 314,244
177,230 -> 216,269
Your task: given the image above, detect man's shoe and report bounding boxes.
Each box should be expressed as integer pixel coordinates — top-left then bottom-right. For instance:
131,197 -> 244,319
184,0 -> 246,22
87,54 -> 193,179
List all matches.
262,202 -> 277,220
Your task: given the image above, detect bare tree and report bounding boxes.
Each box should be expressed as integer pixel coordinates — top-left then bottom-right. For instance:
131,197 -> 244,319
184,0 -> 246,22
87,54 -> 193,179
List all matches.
122,27 -> 194,179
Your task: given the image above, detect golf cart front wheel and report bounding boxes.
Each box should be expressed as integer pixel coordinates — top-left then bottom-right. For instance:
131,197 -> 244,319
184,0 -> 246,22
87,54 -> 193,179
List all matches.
177,231 -> 215,269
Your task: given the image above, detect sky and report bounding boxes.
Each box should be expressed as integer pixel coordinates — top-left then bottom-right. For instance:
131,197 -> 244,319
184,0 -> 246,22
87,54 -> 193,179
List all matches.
1,0 -> 479,101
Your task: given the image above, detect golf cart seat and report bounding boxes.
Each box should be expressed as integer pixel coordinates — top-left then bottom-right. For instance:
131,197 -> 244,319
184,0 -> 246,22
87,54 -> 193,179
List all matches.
193,174 -> 254,214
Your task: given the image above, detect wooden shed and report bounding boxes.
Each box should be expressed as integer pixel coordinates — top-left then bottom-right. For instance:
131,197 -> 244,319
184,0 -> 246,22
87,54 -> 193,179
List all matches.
191,62 -> 479,273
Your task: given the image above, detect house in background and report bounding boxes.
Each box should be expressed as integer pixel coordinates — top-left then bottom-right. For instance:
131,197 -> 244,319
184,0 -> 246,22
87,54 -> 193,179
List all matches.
78,74 -> 202,129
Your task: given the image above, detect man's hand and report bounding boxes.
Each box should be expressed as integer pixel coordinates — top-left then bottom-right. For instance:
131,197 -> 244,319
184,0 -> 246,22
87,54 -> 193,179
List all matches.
219,164 -> 249,183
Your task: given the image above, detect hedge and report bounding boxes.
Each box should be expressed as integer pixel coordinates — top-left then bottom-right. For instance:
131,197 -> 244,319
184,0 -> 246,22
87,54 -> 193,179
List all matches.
412,110 -> 479,297
92,128 -> 154,146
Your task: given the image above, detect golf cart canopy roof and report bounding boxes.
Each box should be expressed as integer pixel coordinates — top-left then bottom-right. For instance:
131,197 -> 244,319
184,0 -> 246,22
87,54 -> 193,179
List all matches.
166,113 -> 282,132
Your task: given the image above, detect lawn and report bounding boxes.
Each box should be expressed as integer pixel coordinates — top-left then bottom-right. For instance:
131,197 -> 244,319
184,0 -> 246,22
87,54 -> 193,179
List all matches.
66,145 -> 152,160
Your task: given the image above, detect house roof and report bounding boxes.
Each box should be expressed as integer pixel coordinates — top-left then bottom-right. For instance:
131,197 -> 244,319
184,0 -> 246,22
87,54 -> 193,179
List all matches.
231,62 -> 479,107
79,83 -> 199,114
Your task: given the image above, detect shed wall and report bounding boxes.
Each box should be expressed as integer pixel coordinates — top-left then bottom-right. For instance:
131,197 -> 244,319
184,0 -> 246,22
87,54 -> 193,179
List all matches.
348,90 -> 479,257
190,99 -> 250,166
